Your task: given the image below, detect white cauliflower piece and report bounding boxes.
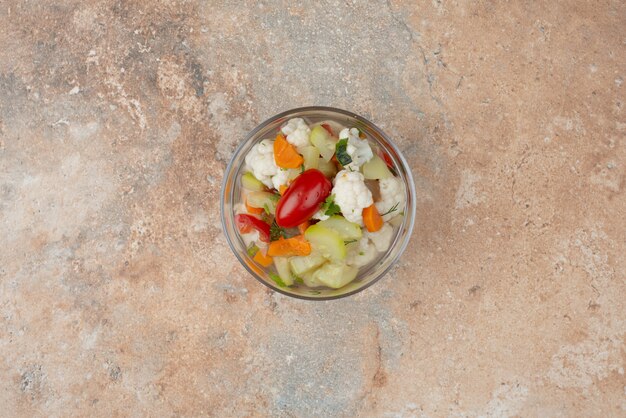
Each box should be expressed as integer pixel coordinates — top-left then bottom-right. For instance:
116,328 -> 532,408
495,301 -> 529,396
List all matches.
339,127 -> 373,170
346,237 -> 377,267
244,139 -> 278,188
243,139 -> 291,191
346,223 -> 394,267
271,168 -> 290,191
281,118 -> 311,148
365,223 -> 394,252
311,208 -> 329,221
332,170 -> 373,225
375,176 -> 406,222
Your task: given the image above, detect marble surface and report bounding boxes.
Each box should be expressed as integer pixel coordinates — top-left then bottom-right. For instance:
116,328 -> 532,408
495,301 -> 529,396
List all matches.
1,1 -> 625,416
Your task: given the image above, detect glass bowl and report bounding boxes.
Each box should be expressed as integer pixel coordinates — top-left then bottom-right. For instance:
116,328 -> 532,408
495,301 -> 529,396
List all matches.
220,106 -> 415,300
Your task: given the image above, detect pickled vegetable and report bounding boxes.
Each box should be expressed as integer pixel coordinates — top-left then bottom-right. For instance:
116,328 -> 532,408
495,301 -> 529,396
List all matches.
241,172 -> 266,191
273,256 -> 294,286
300,146 -> 320,170
317,215 -> 362,240
362,155 -> 393,180
300,270 -> 324,288
311,263 -> 359,289
289,254 -> 326,276
246,191 -> 279,214
317,158 -> 337,178
275,169 -> 332,228
310,125 -> 337,161
304,224 -> 346,261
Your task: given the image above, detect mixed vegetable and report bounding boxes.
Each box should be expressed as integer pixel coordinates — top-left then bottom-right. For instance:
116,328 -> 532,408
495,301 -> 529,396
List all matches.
235,118 -> 406,290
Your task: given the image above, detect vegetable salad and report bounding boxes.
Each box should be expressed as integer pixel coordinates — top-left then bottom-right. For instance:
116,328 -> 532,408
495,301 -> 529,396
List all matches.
235,118 -> 406,290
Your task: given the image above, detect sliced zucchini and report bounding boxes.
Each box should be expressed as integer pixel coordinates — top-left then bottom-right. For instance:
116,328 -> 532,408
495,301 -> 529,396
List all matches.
312,120 -> 345,136
300,270 -> 324,288
312,263 -> 359,289
289,254 -> 326,276
317,215 -> 363,241
310,125 -> 337,161
317,158 -> 337,178
241,172 -> 266,191
246,191 -> 279,214
300,146 -> 320,170
362,155 -> 393,180
273,256 -> 294,286
304,224 -> 346,262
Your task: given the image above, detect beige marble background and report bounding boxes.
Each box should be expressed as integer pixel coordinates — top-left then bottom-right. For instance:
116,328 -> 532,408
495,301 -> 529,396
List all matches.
1,1 -> 625,417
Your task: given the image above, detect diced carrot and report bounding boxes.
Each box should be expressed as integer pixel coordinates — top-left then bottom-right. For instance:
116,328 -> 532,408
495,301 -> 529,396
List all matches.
297,221 -> 310,235
253,250 -> 273,267
245,199 -> 264,215
274,134 -> 304,169
279,184 -> 288,195
363,204 -> 383,232
267,235 -> 311,257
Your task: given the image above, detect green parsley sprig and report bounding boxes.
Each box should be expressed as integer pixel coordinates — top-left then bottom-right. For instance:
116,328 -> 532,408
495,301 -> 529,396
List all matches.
320,195 -> 341,217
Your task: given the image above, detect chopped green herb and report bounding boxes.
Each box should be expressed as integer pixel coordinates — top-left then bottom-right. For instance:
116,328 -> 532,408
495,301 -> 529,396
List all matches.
247,244 -> 259,257
263,203 -> 271,215
269,272 -> 287,287
380,202 -> 400,217
300,165 -> 305,174
359,251 -> 365,256
293,275 -> 304,285
335,138 -> 352,166
344,239 -> 357,245
320,195 -> 341,217
270,220 -> 286,241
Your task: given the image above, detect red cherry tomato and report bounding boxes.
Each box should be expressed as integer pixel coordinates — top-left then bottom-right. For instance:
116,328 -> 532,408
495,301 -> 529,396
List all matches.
275,169 -> 332,228
379,150 -> 394,169
235,214 -> 271,242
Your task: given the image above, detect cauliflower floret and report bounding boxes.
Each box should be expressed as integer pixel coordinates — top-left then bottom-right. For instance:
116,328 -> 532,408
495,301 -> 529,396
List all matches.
339,127 -> 373,170
346,237 -> 378,267
281,118 -> 311,148
332,170 -> 373,225
244,139 -> 278,188
271,168 -> 290,191
346,223 -> 394,267
375,176 -> 406,222
365,223 -> 394,252
244,139 -> 291,191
